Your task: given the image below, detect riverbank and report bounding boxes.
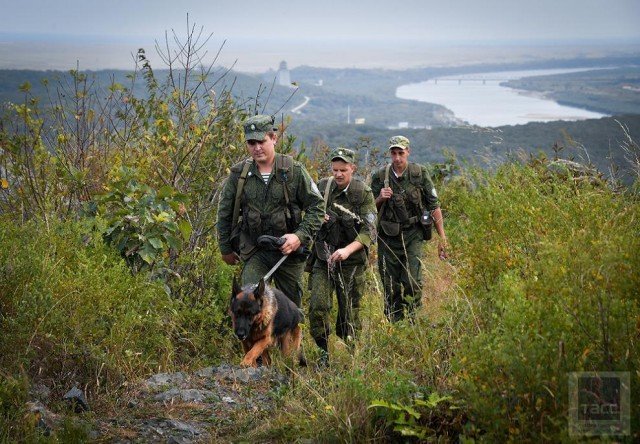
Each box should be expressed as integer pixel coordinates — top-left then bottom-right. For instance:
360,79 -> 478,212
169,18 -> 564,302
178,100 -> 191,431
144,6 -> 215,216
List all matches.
395,68 -> 610,127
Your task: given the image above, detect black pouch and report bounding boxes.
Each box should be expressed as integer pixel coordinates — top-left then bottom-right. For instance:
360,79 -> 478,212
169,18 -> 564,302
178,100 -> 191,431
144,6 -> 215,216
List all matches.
420,210 -> 433,241
230,223 -> 241,253
269,211 -> 288,235
380,220 -> 400,237
304,251 -> 316,272
390,194 -> 410,223
246,206 -> 262,231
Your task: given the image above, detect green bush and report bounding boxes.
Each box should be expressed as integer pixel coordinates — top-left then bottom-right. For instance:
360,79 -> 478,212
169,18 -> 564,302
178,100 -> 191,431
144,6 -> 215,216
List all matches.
443,160 -> 640,440
97,166 -> 191,277
0,218 -> 178,388
167,240 -> 237,367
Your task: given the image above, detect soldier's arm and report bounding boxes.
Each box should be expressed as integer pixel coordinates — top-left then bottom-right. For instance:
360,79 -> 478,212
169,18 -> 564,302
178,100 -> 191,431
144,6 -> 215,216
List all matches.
370,170 -> 385,210
216,173 -> 238,256
355,184 -> 377,250
421,165 -> 448,255
293,166 -> 324,246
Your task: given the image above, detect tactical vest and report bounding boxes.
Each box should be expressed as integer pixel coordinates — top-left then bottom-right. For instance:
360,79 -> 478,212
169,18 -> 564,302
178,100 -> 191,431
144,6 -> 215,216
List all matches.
314,177 -> 368,261
230,154 -> 301,258
377,163 -> 425,236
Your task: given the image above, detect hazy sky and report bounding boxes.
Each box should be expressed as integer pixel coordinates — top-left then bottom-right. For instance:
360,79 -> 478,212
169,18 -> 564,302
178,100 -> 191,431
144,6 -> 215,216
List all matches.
1,0 -> 639,71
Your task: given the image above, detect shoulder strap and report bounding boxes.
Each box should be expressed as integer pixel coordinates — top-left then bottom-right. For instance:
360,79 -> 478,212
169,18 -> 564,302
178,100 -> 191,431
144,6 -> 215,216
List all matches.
322,177 -> 334,212
276,154 -> 294,219
377,164 -> 392,223
408,163 -> 423,185
232,159 -> 252,231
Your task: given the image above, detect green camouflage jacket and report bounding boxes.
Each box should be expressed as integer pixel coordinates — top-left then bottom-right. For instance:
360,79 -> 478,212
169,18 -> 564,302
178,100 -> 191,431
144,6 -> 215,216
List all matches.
217,154 -> 324,258
313,176 -> 376,265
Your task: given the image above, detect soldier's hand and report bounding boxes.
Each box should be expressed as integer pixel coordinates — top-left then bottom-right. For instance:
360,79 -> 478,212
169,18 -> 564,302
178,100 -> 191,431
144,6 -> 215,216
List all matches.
379,187 -> 393,200
329,248 -> 350,263
438,240 -> 448,260
222,252 -> 240,265
280,233 -> 301,255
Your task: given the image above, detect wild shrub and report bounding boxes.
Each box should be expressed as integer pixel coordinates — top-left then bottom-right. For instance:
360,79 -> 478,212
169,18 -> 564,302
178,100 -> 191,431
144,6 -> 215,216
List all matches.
444,160 -> 640,440
0,218 -> 178,391
0,372 -> 30,441
96,166 -> 191,277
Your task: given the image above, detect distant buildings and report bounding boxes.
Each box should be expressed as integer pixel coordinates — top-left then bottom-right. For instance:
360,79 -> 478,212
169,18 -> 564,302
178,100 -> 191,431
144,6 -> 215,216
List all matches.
276,61 -> 291,87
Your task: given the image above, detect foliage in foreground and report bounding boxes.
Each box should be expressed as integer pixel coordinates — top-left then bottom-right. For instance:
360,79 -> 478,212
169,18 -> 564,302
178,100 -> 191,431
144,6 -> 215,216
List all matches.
232,160 -> 639,443
446,160 -> 639,440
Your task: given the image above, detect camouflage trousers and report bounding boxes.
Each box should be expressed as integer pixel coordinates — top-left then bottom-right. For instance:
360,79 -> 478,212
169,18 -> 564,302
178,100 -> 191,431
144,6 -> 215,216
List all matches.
377,228 -> 423,322
308,260 -> 365,344
241,249 -> 305,307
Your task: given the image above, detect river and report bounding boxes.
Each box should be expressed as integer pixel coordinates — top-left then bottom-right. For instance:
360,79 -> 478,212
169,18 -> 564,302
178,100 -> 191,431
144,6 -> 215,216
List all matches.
396,68 -> 609,127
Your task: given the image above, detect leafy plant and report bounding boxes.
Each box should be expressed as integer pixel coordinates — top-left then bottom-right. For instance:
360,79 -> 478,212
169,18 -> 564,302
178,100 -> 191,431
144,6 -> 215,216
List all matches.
97,166 -> 190,277
369,392 -> 454,440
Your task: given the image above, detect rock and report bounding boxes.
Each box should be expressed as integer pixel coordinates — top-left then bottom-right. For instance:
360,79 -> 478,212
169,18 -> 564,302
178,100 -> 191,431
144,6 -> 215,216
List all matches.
167,437 -> 193,444
194,367 -> 215,378
165,419 -> 202,436
154,388 -> 214,403
29,383 -> 51,402
223,366 -> 266,383
63,386 -> 90,412
144,372 -> 187,389
26,401 -> 57,436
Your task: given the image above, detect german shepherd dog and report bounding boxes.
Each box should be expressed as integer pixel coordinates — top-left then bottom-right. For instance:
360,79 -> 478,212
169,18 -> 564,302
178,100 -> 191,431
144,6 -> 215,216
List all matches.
230,277 -> 306,367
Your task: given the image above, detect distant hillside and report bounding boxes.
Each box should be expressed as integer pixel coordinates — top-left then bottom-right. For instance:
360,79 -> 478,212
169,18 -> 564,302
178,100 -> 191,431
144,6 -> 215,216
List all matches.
2,57 -> 639,182
290,115 -> 640,182
505,67 -> 640,115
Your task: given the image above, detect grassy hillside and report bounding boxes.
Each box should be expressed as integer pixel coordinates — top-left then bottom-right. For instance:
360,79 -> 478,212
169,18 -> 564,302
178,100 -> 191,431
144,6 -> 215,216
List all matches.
292,114 -> 640,183
2,158 -> 638,441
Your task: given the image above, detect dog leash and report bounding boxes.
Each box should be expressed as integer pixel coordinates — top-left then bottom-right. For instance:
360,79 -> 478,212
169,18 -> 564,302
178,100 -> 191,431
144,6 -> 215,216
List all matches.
263,254 -> 289,282
257,235 -> 308,282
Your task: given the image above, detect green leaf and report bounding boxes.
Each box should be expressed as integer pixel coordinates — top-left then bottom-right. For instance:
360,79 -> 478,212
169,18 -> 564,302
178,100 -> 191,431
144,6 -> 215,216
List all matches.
148,237 -> 164,249
157,185 -> 174,199
178,220 -> 192,241
368,400 -> 402,411
165,234 -> 181,250
19,81 -> 31,92
154,211 -> 171,223
138,245 -> 156,264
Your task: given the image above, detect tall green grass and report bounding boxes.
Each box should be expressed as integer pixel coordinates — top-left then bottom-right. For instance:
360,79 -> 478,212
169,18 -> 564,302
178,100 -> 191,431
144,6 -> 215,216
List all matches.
0,219 -> 178,385
445,161 -> 639,440
1,158 -> 637,442
237,160 -> 639,442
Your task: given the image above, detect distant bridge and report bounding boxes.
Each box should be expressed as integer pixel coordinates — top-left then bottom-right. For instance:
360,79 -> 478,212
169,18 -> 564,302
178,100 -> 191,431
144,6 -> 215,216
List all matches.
430,77 -> 514,84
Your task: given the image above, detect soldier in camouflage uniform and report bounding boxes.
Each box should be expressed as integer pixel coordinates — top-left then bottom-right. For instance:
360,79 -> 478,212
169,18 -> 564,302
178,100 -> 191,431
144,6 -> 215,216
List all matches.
370,136 -> 448,322
216,114 -> 324,306
308,148 -> 376,364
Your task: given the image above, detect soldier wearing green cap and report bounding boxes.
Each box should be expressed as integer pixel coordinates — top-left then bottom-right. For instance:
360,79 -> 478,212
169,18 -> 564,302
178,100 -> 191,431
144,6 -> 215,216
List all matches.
216,114 -> 324,306
307,147 -> 376,365
370,135 -> 448,322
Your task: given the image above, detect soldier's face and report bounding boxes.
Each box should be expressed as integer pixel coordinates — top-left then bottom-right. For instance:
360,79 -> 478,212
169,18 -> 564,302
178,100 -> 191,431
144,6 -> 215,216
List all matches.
331,160 -> 356,188
390,148 -> 410,172
246,133 -> 277,164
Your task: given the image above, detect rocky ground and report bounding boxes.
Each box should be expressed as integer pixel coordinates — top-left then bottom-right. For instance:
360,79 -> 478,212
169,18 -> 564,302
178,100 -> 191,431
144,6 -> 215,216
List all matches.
28,364 -> 292,443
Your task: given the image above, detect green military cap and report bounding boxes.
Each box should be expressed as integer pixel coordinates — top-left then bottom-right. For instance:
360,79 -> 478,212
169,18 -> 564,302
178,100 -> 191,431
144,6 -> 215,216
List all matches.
330,147 -> 356,164
388,135 -> 410,150
243,114 -> 277,141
